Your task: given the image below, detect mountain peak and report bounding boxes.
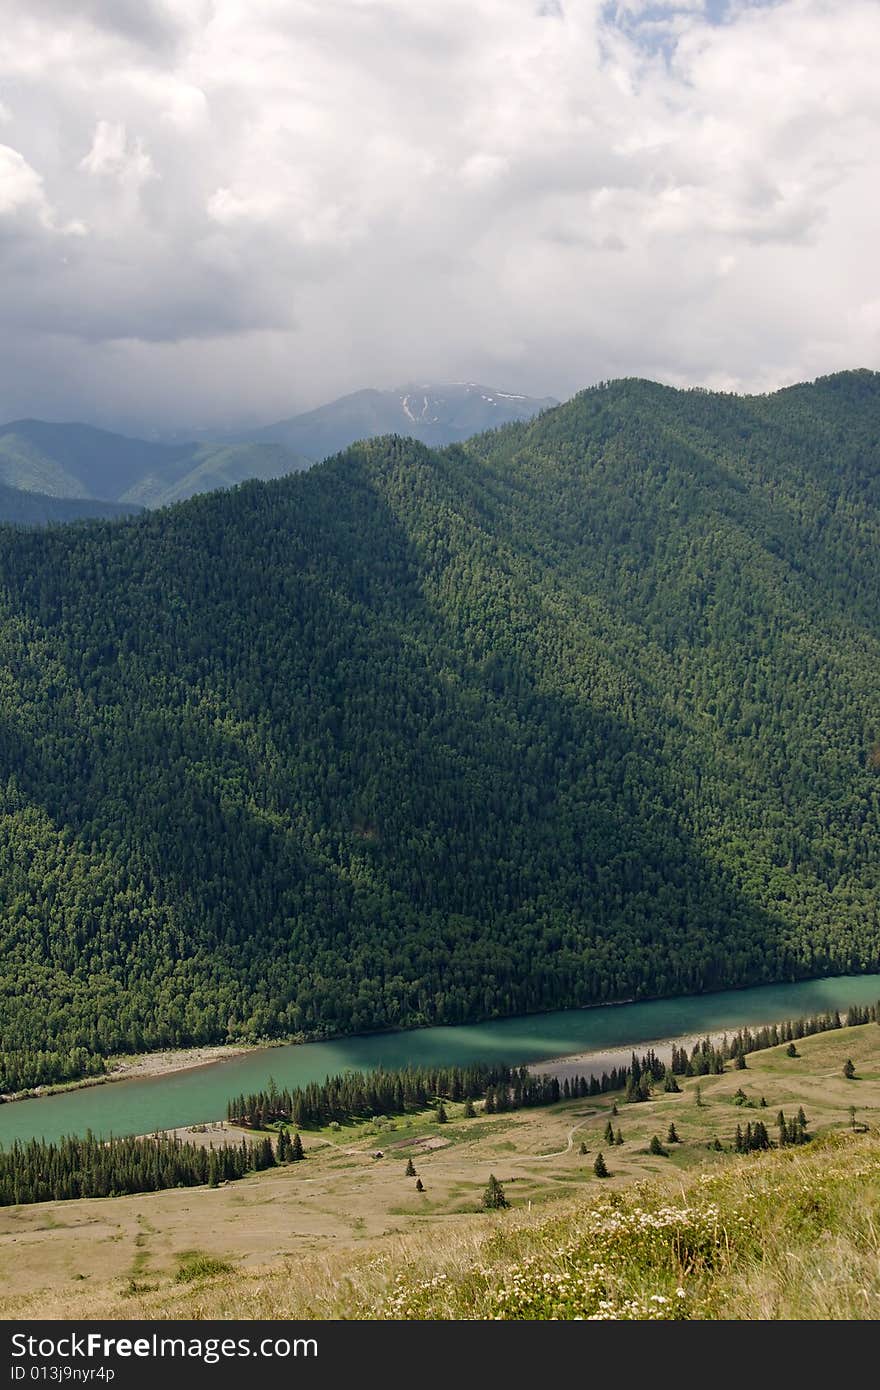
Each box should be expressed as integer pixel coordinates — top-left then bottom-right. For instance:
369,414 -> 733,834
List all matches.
234,382 -> 558,457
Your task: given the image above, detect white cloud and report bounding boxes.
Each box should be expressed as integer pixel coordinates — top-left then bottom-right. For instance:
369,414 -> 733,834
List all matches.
0,0 -> 877,431
0,144 -> 50,219
80,121 -> 158,193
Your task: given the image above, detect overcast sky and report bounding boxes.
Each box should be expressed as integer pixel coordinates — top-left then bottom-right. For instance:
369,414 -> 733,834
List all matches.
0,0 -> 878,433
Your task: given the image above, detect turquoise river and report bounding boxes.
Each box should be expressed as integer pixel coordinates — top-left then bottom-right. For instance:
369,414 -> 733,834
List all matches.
2,972 -> 879,1145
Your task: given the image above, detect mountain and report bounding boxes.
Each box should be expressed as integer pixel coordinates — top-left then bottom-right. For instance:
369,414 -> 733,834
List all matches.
1,369 -> 879,1087
0,420 -> 310,511
0,480 -> 141,526
235,382 -> 558,457
0,384 -> 552,516
116,443 -> 311,509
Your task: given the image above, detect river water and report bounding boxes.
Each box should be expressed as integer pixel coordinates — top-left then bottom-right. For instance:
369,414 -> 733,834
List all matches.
2,972 -> 878,1145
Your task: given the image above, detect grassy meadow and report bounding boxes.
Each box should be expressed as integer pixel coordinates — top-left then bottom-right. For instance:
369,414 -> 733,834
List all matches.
0,1022 -> 877,1320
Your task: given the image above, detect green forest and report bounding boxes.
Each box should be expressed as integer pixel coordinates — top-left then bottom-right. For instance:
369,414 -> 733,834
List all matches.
1,370 -> 879,1089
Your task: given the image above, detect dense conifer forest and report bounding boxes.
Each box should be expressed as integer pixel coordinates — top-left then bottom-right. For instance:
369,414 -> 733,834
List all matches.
0,1130 -> 279,1207
1,370 -> 879,1088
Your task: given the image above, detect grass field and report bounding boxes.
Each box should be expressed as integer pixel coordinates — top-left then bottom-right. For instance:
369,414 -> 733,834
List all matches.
0,1023 -> 877,1319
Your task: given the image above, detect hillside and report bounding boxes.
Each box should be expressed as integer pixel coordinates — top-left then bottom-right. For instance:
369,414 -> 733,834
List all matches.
236,382 -> 558,456
0,370 -> 879,1082
1,1021 -> 877,1320
0,481 -> 140,526
0,420 -> 309,510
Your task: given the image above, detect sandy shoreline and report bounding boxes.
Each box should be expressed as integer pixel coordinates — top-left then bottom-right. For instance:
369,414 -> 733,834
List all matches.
1,1043 -> 260,1104
527,1027 -> 752,1085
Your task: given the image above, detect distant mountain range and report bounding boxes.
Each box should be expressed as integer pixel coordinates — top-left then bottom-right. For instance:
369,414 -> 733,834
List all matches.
0,383 -> 556,523
234,382 -> 559,456
0,420 -> 310,517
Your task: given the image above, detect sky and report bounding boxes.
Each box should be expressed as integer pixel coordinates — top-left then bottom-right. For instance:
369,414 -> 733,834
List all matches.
0,0 -> 878,434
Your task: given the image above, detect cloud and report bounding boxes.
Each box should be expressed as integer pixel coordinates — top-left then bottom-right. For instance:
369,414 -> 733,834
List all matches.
0,0 -> 877,431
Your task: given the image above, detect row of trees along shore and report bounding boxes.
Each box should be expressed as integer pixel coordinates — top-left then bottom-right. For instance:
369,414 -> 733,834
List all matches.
2,1005 -> 875,1208
226,1003 -> 878,1129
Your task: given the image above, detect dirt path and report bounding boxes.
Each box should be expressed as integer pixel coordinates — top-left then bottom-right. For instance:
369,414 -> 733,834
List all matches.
530,1111 -> 596,1159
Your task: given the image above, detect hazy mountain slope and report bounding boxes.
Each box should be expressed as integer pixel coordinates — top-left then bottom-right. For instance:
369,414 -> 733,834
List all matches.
118,444 -> 312,508
0,421 -> 191,500
238,382 -> 558,457
0,421 -> 309,509
0,481 -> 141,526
0,371 -> 878,1085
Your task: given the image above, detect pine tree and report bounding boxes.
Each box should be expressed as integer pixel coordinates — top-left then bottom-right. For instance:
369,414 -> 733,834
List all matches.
290,1132 -> 304,1161
578,1140 -> 587,1155
482,1174 -> 508,1209
405,1157 -> 416,1177
843,1058 -> 856,1079
415,1177 -> 424,1192
649,1135 -> 667,1156
666,1122 -> 679,1144
604,1119 -> 615,1144
593,1151 -> 609,1178
436,1102 -> 448,1124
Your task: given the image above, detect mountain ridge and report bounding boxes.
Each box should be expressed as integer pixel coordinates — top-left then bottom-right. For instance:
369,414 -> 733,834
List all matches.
0,368 -> 877,1087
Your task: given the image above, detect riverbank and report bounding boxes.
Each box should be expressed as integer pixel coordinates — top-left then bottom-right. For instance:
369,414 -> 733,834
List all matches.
0,1043 -> 260,1105
528,1028 -> 738,1087
3,972 -> 878,1147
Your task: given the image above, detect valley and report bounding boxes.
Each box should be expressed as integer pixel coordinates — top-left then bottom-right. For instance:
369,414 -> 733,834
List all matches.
0,1022 -> 876,1320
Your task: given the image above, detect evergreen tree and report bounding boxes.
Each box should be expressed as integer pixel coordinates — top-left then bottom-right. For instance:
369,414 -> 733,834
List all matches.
578,1140 -> 588,1155
290,1132 -> 305,1161
649,1135 -> 667,1156
786,1043 -> 799,1058
436,1102 -> 449,1124
462,1097 -> 476,1118
614,1129 -> 623,1146
593,1152 -> 609,1178
482,1174 -> 509,1209
415,1177 -> 424,1192
843,1058 -> 856,1079
405,1158 -> 416,1177
666,1122 -> 679,1143
604,1119 -> 615,1144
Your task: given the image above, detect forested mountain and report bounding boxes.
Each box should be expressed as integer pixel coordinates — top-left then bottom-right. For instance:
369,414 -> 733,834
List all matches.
0,481 -> 140,527
0,420 -> 309,511
1,370 -> 878,1087
235,382 -> 558,456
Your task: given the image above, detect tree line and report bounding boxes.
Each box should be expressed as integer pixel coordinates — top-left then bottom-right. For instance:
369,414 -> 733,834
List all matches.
0,1131 -> 283,1208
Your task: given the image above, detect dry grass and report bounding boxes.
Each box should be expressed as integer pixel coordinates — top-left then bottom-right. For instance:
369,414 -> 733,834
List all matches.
1,1023 -> 877,1320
